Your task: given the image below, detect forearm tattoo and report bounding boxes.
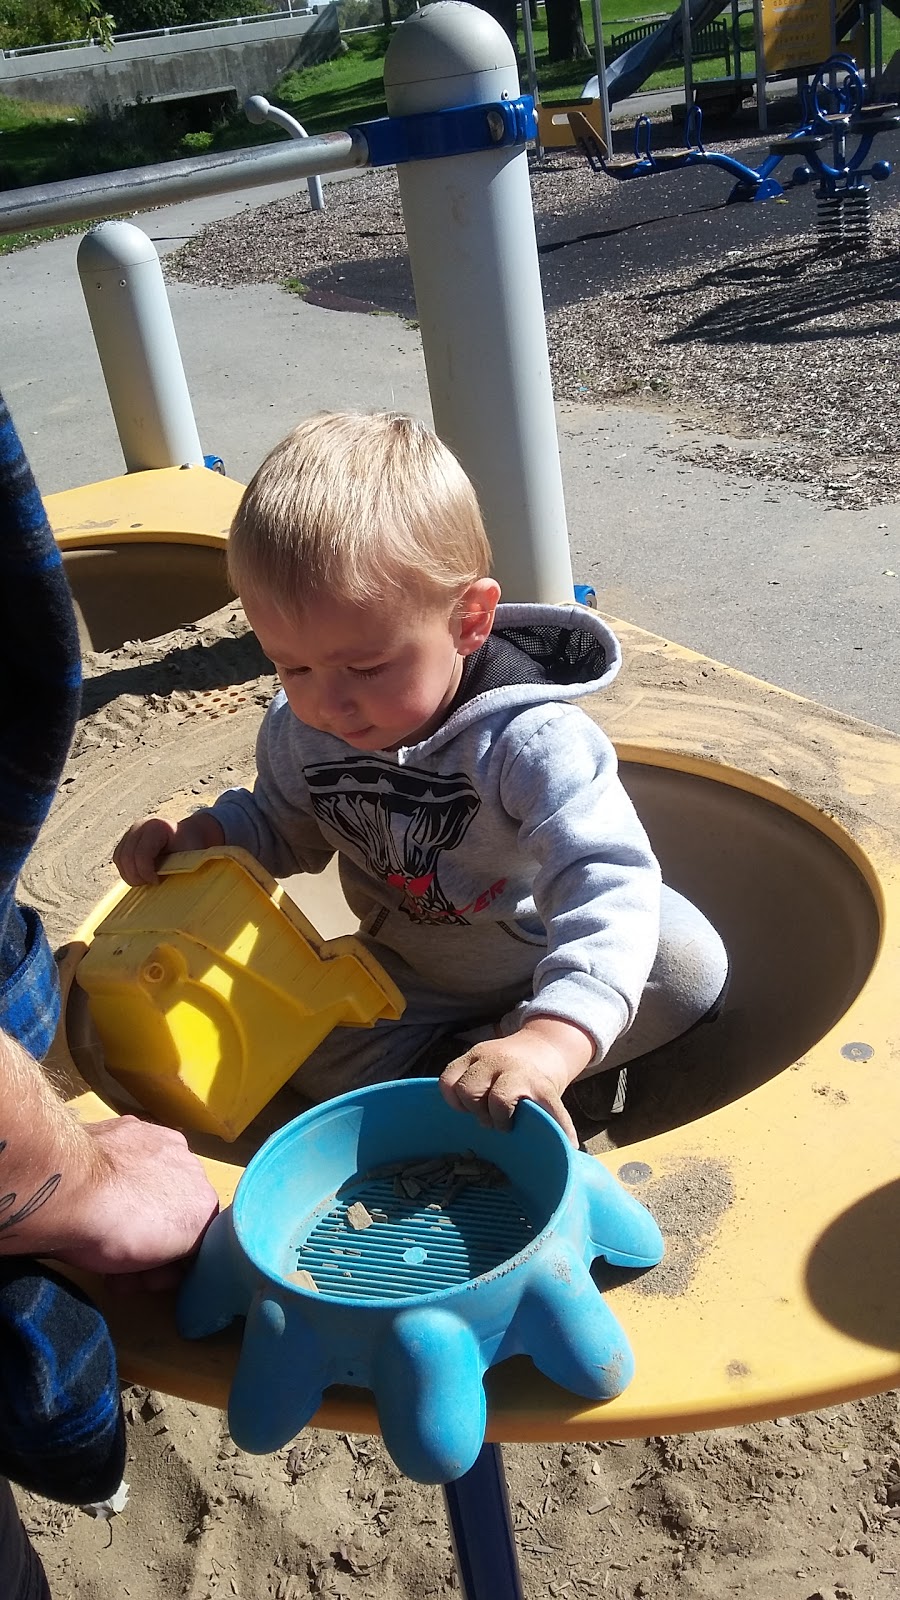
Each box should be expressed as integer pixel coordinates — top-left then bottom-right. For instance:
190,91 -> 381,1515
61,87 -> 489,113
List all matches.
0,1138 -> 61,1236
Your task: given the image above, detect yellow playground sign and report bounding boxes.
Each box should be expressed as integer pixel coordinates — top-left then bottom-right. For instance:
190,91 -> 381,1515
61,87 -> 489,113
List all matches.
761,0 -> 834,72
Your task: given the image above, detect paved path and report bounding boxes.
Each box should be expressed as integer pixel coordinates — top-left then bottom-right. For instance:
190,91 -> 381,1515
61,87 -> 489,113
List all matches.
2,178 -> 897,734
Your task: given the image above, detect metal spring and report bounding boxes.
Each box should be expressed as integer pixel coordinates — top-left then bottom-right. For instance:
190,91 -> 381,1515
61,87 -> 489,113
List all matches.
817,185 -> 873,252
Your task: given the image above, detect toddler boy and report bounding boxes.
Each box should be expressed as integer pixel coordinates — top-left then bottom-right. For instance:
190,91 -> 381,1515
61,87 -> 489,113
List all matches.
115,412 -> 728,1145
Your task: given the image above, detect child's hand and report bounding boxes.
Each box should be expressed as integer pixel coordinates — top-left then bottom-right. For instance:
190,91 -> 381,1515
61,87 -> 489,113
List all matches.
439,1027 -> 583,1148
113,812 -> 225,886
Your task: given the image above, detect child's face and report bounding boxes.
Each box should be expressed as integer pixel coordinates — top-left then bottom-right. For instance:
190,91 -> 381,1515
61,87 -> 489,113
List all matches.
243,584 -> 499,750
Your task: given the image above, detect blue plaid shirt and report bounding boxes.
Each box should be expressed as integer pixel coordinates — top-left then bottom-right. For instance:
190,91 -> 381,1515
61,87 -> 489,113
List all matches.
0,391 -> 123,1507
0,392 -> 81,1055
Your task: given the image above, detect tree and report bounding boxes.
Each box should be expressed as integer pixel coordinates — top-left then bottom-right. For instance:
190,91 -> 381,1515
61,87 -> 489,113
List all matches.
0,0 -> 113,48
467,0 -> 518,49
111,0 -> 269,27
545,0 -> 588,62
83,0 -> 115,45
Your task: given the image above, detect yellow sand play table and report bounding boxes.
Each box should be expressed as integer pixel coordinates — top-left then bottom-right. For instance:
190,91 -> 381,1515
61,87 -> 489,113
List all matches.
46,467 -> 244,651
55,619 -> 900,1442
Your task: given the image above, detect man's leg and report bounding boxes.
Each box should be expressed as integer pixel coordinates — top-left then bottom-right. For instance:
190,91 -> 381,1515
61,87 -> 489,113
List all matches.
0,1478 -> 51,1600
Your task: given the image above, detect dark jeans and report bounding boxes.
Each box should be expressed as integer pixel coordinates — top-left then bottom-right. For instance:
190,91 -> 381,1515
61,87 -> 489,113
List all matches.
0,1478 -> 51,1600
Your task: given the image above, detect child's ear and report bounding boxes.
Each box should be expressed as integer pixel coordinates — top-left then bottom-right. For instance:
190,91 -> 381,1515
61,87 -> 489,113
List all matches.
456,578 -> 501,656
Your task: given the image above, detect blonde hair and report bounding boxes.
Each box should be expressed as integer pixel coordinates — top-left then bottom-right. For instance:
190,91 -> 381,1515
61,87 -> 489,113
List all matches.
228,411 -> 493,612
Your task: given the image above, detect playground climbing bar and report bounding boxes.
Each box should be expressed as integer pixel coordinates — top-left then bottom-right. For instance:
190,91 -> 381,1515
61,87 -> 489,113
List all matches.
384,7 -> 573,603
77,222 -> 205,474
0,133 -> 366,231
243,93 -> 326,213
681,0 -> 694,111
588,0 -> 613,155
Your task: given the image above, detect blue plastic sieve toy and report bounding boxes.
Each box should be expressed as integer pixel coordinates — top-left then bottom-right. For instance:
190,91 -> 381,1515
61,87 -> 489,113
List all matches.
177,1079 -> 663,1483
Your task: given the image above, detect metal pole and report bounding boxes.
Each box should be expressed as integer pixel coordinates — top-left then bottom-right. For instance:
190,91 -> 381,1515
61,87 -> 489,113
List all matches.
731,0 -> 741,92
77,220 -> 204,473
874,0 -> 883,94
518,0 -> 542,160
244,93 -> 325,212
588,0 -> 612,156
442,1444 -> 526,1600
383,2 -> 574,604
0,130 -> 366,234
753,0 -> 767,131
681,0 -> 694,114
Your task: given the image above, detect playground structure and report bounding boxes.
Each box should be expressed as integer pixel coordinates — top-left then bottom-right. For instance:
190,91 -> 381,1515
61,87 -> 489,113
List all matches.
583,0 -> 900,115
47,463 -> 237,652
58,219 -> 238,650
572,53 -> 899,249
244,91 -> 326,212
529,0 -> 900,149
3,4 -> 900,1595
774,51 -> 899,244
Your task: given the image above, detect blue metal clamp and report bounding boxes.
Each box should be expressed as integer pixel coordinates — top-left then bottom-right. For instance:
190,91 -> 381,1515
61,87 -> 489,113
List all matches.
354,96 -> 536,168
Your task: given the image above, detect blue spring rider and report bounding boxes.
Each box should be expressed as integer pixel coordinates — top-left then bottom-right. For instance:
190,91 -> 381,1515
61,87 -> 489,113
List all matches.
177,1079 -> 664,1484
574,54 -> 897,244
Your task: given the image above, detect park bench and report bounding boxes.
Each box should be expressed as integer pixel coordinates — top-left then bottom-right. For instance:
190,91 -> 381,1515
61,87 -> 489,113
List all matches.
607,16 -> 732,72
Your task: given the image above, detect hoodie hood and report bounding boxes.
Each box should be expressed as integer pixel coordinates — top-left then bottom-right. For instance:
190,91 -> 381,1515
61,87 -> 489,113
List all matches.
487,602 -> 620,692
418,601 -> 621,753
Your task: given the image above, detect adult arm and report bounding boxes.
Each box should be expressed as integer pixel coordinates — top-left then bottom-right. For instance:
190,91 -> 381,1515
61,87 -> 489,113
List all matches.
0,1028 -> 218,1280
0,392 -> 81,899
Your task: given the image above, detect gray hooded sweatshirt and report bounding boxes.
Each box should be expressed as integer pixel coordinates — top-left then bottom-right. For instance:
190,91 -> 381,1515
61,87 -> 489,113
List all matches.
205,603 -> 662,1063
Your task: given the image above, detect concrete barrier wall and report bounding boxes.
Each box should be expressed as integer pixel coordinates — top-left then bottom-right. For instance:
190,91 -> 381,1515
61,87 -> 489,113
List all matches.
0,10 -> 341,108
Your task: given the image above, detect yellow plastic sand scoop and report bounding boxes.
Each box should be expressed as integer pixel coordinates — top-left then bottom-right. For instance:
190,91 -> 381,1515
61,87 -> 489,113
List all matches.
75,847 -> 405,1141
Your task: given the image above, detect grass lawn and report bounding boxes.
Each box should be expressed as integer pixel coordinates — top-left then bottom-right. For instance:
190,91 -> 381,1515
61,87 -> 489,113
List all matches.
0,96 -> 81,187
277,27 -> 397,135
0,220 -> 89,256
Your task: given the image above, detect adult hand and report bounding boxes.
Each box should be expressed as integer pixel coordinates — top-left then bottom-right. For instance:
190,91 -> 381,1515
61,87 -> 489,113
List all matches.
439,1031 -> 581,1148
113,812 -> 225,886
57,1116 -> 219,1289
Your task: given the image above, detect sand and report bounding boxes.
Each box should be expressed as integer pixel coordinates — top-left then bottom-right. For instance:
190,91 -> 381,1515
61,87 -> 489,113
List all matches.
12,602 -> 900,1600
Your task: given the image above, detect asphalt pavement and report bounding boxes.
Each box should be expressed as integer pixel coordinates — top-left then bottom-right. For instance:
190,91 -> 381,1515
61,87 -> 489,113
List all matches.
2,170 -> 898,735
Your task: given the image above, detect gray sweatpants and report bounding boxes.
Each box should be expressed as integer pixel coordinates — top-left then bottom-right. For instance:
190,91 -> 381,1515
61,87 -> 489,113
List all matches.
293,885 -> 728,1103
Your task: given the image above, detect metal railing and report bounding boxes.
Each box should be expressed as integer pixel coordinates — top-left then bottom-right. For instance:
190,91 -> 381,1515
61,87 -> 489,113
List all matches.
1,8 -> 311,60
